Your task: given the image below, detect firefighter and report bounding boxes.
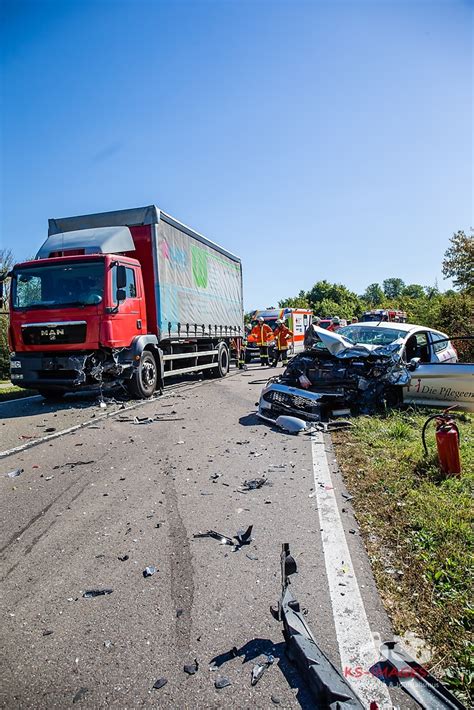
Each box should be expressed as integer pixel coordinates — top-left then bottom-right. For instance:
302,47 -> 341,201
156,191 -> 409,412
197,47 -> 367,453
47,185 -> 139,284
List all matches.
238,331 -> 248,369
271,319 -> 293,367
327,316 -> 341,332
248,317 -> 274,366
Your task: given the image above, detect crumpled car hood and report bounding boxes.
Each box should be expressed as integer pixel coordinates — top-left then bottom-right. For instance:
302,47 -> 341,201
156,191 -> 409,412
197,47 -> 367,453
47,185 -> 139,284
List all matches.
312,326 -> 405,358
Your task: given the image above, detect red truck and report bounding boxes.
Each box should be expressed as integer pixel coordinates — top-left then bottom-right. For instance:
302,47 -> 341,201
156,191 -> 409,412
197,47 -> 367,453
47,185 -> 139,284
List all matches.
4,205 -> 244,399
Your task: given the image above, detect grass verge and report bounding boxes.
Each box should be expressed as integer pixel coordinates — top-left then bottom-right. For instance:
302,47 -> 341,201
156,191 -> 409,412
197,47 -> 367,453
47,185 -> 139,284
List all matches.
0,383 -> 37,402
332,408 -> 473,705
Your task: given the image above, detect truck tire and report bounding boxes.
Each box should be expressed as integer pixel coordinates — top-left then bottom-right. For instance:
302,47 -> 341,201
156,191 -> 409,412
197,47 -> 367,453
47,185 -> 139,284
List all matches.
37,388 -> 66,401
206,343 -> 230,378
127,350 -> 158,398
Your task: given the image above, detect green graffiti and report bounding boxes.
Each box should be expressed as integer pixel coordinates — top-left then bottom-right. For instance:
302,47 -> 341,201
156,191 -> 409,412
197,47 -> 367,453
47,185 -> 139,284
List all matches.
192,246 -> 208,288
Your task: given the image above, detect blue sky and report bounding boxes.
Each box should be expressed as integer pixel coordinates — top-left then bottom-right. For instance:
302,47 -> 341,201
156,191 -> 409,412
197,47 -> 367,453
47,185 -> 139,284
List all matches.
1,0 -> 472,310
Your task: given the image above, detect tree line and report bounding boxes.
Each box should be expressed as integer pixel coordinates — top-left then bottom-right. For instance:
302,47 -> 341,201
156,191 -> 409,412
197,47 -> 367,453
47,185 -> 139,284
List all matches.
1,232 -> 473,379
277,230 -> 473,361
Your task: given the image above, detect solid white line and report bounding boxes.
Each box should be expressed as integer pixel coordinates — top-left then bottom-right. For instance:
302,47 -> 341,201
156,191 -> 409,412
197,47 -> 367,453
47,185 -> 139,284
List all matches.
311,431 -> 392,709
0,393 -> 169,459
0,371 -> 241,459
0,395 -> 42,407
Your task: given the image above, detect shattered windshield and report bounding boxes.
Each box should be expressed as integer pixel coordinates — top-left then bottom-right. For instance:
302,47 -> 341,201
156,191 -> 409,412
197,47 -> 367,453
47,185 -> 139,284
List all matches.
338,325 -> 406,346
12,261 -> 104,310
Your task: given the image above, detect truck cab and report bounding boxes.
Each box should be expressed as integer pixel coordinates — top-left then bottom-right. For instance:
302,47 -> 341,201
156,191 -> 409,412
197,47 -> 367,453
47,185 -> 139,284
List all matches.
9,249 -> 150,398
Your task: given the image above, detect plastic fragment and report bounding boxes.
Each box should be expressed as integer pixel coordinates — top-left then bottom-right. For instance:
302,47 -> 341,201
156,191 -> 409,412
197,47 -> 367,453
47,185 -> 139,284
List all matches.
118,555 -> 129,562
143,566 -> 157,577
235,525 -> 253,546
73,687 -> 88,703
271,695 -> 281,704
6,468 -> 23,478
251,664 -> 267,686
153,677 -> 168,690
242,478 -> 268,490
183,659 -> 199,675
82,589 -> 113,598
214,676 -> 231,689
275,415 -> 309,433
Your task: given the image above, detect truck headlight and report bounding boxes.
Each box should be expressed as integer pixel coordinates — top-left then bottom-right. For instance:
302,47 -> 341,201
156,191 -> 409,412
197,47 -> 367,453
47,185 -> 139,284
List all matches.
11,373 -> 24,380
10,360 -> 21,369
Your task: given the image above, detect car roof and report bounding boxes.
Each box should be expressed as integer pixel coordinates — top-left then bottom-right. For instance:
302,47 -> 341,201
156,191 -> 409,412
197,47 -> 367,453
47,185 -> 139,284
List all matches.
353,321 -> 449,337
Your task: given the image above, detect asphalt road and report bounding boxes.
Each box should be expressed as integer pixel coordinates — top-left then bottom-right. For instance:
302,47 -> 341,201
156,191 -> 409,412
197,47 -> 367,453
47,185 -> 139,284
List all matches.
0,366 -> 409,709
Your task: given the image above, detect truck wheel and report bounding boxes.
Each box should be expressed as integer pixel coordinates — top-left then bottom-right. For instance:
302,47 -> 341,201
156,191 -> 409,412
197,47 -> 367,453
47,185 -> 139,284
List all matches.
206,344 -> 230,378
128,351 -> 158,398
37,389 -> 66,401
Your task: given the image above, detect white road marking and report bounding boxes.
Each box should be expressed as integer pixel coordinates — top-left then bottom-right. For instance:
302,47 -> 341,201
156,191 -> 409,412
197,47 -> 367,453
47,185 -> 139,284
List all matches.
0,373 -> 241,459
311,431 -> 392,709
0,395 -> 42,407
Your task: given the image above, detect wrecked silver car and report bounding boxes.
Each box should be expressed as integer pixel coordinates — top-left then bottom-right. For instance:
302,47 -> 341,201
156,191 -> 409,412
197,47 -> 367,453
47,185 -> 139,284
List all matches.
258,326 -> 411,422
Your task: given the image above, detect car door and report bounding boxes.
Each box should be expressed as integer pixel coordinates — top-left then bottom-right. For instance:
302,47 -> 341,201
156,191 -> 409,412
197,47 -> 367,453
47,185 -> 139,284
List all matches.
403,362 -> 474,412
108,263 -> 144,347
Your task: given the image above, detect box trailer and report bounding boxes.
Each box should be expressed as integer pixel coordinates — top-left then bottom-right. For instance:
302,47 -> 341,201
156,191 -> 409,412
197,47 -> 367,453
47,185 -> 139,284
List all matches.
7,205 -> 244,399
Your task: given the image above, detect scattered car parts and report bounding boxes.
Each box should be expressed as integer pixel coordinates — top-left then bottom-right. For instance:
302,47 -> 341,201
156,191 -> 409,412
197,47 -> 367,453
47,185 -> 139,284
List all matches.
194,525 -> 253,550
378,641 -> 465,709
82,589 -> 113,598
272,543 -> 365,709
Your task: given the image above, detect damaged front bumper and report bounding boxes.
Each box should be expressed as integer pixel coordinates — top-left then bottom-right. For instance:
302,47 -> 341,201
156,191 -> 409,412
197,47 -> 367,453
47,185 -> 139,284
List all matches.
258,382 -> 345,423
10,350 -> 128,391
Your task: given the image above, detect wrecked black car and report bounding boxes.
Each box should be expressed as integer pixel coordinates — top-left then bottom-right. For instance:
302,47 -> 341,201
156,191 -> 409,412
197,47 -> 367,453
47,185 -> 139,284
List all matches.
258,326 -> 411,422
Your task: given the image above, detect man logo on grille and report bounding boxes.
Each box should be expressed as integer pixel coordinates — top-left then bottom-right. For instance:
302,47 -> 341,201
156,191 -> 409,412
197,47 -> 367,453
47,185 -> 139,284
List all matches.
41,328 -> 64,340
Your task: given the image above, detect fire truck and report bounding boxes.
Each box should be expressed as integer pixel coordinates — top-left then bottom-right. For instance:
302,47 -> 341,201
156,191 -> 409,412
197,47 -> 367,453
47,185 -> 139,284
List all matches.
361,309 -> 408,323
245,307 -> 312,362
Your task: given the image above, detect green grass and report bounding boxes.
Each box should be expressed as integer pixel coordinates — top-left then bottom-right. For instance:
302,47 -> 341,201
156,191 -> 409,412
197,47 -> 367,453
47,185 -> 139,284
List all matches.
0,382 -> 37,401
333,408 -> 473,705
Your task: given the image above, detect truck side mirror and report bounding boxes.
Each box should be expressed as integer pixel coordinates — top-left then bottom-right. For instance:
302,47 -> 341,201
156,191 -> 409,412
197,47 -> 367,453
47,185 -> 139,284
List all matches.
116,265 -> 127,289
116,288 -> 126,303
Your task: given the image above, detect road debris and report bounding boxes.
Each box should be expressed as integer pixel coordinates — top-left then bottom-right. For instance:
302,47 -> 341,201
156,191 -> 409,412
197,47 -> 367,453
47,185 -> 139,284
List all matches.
251,655 -> 274,686
118,555 -> 129,561
241,478 -> 270,491
53,460 -> 94,469
6,468 -> 23,478
72,687 -> 89,703
133,416 -> 154,424
193,525 -> 253,550
276,415 -> 311,433
184,659 -> 199,675
42,629 -> 54,636
143,566 -> 157,577
152,677 -> 168,690
271,543 -> 364,708
194,530 -> 234,546
378,641 -> 465,709
214,676 -> 232,689
82,589 -> 113,598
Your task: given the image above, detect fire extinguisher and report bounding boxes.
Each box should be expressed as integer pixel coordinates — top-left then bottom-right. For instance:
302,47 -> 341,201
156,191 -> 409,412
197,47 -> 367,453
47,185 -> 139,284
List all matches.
421,408 -> 461,476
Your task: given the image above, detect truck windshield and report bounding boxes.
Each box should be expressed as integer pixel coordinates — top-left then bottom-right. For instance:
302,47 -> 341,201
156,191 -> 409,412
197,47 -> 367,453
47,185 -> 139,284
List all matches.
12,261 -> 105,310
